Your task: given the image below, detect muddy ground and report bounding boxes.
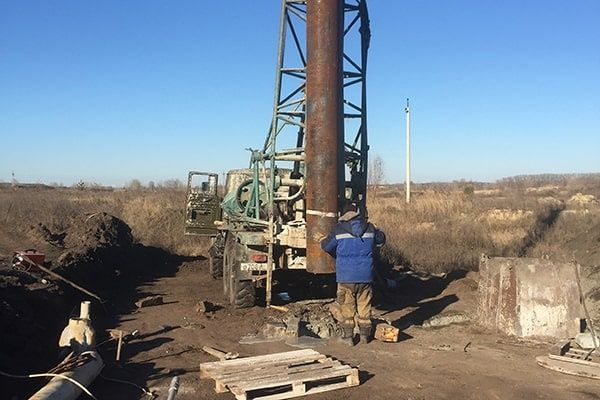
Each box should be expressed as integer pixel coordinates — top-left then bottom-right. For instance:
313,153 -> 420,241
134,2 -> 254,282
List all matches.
1,214 -> 600,399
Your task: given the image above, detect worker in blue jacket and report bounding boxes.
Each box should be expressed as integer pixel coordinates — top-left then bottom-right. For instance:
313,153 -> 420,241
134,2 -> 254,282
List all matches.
320,201 -> 386,345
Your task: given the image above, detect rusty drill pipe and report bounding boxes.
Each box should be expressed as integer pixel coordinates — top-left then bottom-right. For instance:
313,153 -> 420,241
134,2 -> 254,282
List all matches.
305,0 -> 344,273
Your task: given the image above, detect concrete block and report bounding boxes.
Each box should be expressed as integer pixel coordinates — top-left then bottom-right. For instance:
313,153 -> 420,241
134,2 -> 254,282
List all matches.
477,257 -> 580,338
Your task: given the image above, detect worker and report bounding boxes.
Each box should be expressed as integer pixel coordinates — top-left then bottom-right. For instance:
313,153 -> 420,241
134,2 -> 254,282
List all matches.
320,201 -> 386,346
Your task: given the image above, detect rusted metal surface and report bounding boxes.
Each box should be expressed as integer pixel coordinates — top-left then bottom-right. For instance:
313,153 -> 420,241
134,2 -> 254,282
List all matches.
305,0 -> 344,273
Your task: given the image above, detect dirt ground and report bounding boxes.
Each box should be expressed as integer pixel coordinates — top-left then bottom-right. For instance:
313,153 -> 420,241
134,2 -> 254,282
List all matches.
5,256 -> 597,400
1,205 -> 599,399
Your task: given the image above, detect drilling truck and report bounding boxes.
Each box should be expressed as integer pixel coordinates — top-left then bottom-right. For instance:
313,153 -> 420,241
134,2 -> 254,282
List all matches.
184,0 -> 371,308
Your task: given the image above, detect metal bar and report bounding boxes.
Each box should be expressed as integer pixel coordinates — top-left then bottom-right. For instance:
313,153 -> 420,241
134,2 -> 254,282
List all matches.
344,13 -> 360,36
263,0 -> 289,153
287,4 -> 307,21
278,96 -> 305,109
276,115 -> 305,128
279,110 -> 305,116
343,53 -> 362,73
279,82 -> 305,106
344,99 -> 362,112
282,71 -> 306,79
281,67 -> 306,72
343,71 -> 362,78
286,12 -> 307,66
343,77 -> 362,87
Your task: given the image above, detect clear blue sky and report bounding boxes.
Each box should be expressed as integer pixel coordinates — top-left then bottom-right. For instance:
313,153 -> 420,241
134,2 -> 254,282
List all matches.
1,1 -> 598,186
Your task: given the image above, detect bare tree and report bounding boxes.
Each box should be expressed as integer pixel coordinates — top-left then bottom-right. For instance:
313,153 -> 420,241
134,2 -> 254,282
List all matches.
368,155 -> 385,194
127,179 -> 143,191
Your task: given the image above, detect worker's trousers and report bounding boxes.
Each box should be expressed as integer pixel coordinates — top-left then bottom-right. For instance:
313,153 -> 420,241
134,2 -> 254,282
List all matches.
337,283 -> 372,328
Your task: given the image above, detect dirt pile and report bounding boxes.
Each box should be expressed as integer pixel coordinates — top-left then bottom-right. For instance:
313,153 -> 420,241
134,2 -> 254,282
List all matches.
56,213 -> 133,286
0,213 -> 134,376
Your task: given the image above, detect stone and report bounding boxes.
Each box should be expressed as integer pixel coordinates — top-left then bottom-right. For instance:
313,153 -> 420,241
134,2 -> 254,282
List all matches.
422,310 -> 470,328
135,295 -> 164,308
285,317 -> 300,338
374,323 -> 400,342
477,257 -> 580,338
262,321 -> 288,338
195,300 -> 215,313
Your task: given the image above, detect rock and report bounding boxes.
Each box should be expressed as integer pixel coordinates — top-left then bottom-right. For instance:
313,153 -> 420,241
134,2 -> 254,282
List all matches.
263,321 -> 288,338
135,295 -> 164,308
195,300 -> 215,313
285,317 -> 300,338
374,323 -> 400,342
422,310 -> 470,328
428,344 -> 453,352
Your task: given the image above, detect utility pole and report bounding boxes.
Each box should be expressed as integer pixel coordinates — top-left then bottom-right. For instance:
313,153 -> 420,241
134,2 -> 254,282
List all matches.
405,98 -> 411,203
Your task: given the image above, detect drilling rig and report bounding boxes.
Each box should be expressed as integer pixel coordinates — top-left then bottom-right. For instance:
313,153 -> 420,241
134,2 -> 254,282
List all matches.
184,0 -> 371,308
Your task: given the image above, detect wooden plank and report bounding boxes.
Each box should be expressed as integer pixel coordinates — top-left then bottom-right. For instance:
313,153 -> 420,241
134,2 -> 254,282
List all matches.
218,360 -> 342,386
201,350 -> 322,378
230,365 -> 354,393
548,354 -> 600,368
549,340 -> 571,356
537,355 -> 600,380
232,369 -> 359,400
202,353 -> 328,378
213,359 -> 342,384
201,350 -> 319,373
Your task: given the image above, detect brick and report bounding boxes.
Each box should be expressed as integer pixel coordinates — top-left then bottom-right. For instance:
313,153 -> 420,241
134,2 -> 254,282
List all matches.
374,323 -> 400,342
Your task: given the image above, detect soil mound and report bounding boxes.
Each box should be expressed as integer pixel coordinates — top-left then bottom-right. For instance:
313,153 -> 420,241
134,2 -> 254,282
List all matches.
56,213 -> 133,285
0,213 -> 134,376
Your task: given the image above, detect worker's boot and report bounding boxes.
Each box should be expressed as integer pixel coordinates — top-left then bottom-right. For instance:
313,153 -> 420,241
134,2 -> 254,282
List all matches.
337,325 -> 355,346
358,325 -> 372,345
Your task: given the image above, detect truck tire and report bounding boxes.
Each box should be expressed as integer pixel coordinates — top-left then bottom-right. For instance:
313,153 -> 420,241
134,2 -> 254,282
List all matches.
208,234 -> 225,279
231,278 -> 256,308
209,255 -> 223,279
222,233 -> 256,308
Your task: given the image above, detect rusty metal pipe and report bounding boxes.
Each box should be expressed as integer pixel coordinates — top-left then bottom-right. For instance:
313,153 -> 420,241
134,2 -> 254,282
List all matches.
305,0 -> 344,273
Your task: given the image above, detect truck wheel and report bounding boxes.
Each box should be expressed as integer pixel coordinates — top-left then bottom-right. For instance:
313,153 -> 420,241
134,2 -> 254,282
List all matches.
208,234 -> 225,279
222,233 -> 256,308
223,235 -> 234,299
231,278 -> 256,308
209,255 -> 223,279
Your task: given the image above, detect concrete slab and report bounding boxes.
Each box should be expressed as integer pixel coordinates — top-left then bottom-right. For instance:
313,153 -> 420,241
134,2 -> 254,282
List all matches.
477,256 -> 581,338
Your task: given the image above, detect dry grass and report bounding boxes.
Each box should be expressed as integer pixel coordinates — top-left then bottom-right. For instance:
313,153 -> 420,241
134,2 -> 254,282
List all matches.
0,187 -> 209,257
1,176 -> 598,273
368,188 -> 567,273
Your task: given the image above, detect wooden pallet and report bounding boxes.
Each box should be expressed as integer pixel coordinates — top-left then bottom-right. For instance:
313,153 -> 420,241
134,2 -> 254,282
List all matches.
200,349 -> 360,400
537,340 -> 600,380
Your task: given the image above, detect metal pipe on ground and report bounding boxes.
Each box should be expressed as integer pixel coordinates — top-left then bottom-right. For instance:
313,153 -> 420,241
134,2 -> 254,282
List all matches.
166,376 -> 180,400
305,0 -> 344,274
28,352 -> 104,400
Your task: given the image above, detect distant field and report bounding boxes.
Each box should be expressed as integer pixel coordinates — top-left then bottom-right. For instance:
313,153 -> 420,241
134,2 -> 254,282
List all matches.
1,175 -> 599,273
369,177 -> 600,272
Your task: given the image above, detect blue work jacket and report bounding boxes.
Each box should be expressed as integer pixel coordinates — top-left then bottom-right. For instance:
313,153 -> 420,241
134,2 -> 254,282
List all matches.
320,211 -> 386,283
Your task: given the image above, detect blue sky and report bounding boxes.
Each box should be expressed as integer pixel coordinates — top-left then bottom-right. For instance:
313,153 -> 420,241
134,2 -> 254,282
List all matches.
1,1 -> 598,186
